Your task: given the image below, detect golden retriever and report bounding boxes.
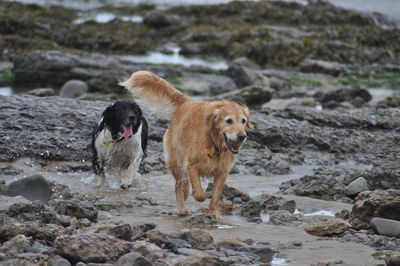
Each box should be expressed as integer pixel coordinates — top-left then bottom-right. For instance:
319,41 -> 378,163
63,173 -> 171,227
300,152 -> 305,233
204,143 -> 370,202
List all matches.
120,71 -> 253,218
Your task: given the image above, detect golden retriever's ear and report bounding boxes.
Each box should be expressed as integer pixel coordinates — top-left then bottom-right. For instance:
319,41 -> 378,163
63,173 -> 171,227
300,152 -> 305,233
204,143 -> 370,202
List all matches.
246,121 -> 255,130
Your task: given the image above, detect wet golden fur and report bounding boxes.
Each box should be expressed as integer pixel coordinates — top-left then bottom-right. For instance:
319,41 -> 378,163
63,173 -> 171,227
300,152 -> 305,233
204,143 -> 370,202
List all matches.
120,71 -> 253,217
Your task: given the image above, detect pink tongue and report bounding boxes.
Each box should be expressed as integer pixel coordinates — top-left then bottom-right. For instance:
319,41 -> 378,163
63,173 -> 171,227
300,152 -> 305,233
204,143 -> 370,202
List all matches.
121,125 -> 133,139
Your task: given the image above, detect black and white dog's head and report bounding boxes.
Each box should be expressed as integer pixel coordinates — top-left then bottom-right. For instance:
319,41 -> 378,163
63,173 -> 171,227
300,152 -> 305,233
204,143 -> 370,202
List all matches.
91,99 -> 148,177
100,99 -> 144,141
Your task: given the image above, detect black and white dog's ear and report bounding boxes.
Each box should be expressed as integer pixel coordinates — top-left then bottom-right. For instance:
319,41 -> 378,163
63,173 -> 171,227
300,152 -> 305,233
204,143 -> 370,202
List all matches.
102,105 -> 115,121
141,117 -> 148,157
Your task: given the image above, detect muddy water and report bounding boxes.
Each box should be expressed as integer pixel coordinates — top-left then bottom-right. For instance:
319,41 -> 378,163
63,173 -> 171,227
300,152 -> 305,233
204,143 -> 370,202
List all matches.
2,158 -> 383,265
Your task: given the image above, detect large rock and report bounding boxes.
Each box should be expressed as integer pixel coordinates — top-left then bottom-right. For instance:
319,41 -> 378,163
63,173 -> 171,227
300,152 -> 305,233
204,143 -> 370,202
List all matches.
177,228 -> 214,249
213,85 -> 272,107
238,194 -> 295,218
54,233 -> 132,263
59,80 -> 88,98
176,72 -> 237,95
315,86 -> 372,107
227,64 -> 269,88
351,189 -> 400,230
6,174 -> 51,203
52,198 -> 98,221
299,59 -> 348,76
115,252 -> 153,266
344,176 -> 369,197
371,217 -> 400,238
300,219 -> 350,237
237,244 -> 273,263
94,223 -> 133,241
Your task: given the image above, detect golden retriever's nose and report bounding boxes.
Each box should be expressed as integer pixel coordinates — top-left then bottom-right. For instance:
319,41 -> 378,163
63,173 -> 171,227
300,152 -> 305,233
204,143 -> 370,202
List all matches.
237,133 -> 247,142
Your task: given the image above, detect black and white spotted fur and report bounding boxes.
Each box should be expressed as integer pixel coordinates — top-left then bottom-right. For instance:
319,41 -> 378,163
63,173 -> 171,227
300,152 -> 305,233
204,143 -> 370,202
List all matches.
91,99 -> 148,188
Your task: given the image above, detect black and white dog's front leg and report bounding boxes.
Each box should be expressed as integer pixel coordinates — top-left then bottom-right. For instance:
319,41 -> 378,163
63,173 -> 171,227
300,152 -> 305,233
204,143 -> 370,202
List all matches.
120,153 -> 143,189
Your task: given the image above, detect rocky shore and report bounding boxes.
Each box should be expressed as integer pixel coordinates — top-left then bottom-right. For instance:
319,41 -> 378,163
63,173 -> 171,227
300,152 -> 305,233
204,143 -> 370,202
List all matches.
1,0 -> 400,265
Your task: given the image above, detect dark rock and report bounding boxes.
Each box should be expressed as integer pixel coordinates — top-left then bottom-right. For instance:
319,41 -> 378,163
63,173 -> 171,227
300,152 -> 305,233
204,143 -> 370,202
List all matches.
163,238 -> 192,252
6,174 -> 51,203
239,194 -> 296,218
143,11 -> 171,28
52,198 -> 98,221
59,80 -> 88,98
0,221 -> 65,242
351,189 -> 400,230
227,64 -> 269,88
371,217 -> 400,238
316,86 -> 372,106
115,252 -> 153,266
386,253 -> 400,266
206,183 -> 250,202
0,165 -> 23,176
378,94 -> 400,108
213,85 -> 272,107
335,210 -> 351,220
177,228 -> 214,249
94,223 -> 133,241
238,244 -> 273,263
181,213 -> 218,229
54,234 -> 132,263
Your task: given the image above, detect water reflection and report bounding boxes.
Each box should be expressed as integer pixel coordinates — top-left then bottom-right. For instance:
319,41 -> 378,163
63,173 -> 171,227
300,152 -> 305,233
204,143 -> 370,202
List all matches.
117,47 -> 228,70
0,87 -> 12,96
74,12 -> 143,24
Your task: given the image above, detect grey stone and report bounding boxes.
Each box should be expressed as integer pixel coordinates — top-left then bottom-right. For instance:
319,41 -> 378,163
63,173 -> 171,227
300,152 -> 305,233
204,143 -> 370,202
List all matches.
115,252 -> 153,266
213,85 -> 272,107
95,224 -> 133,241
6,174 -> 51,203
53,258 -> 72,266
238,244 -> 273,263
60,80 -> 88,98
227,64 -> 269,88
3,234 -> 31,250
54,233 -> 132,263
344,176 -> 369,196
177,72 -> 237,95
53,198 -> 98,221
177,228 -> 213,249
371,217 -> 400,238
299,59 -> 347,76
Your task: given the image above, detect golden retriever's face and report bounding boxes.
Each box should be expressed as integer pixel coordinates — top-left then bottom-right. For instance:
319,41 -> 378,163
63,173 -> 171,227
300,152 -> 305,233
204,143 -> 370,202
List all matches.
212,102 -> 253,154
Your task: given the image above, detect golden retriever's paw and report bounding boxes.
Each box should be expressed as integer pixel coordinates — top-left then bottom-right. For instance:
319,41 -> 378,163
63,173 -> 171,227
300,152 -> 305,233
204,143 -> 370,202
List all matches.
209,209 -> 221,220
193,191 -> 207,202
178,209 -> 189,217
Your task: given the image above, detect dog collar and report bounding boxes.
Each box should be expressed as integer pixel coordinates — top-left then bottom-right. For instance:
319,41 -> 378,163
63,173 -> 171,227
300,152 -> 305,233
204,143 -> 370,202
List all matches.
102,137 -> 124,146
207,151 -> 219,158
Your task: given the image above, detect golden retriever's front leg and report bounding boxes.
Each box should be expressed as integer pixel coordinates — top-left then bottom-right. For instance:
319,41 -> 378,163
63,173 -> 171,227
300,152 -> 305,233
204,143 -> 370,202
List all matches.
209,173 -> 228,218
187,165 -> 207,202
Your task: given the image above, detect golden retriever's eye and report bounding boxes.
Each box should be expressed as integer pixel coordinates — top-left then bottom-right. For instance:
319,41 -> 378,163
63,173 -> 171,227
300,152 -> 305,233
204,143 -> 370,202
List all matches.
225,118 -> 233,124
241,118 -> 246,124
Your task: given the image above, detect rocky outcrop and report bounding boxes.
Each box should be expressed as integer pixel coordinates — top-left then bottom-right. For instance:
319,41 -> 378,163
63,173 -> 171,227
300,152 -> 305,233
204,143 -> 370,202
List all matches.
351,189 -> 400,230
54,233 -> 132,263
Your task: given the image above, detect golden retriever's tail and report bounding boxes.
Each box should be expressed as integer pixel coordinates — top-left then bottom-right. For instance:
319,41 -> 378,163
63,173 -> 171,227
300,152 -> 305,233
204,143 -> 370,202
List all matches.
120,71 -> 190,115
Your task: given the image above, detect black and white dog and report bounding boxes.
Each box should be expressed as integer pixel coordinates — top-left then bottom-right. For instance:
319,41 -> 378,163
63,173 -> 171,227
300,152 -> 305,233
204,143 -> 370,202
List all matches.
91,99 -> 148,188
